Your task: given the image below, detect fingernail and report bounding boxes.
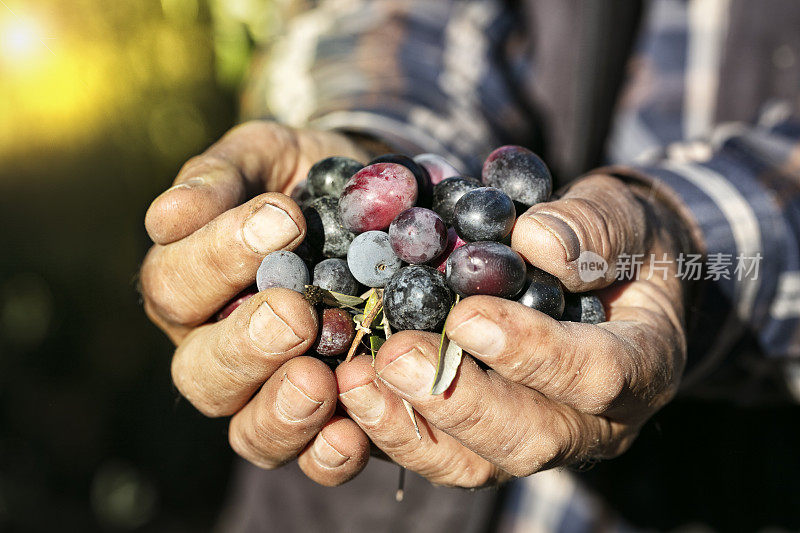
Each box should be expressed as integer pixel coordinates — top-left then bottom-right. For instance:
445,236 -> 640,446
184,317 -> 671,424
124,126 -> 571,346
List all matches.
529,213 -> 580,261
249,301 -> 303,354
276,375 -> 323,421
378,348 -> 435,398
242,203 -> 301,254
311,434 -> 348,469
448,314 -> 505,359
167,176 -> 206,192
339,381 -> 385,424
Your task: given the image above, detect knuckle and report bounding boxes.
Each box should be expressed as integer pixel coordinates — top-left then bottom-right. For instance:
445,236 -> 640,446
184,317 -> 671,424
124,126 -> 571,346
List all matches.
375,429 -> 410,452
521,337 -> 581,398
502,426 -> 547,477
433,398 -> 485,437
138,248 -> 161,302
197,400 -> 235,418
581,174 -> 627,191
140,249 -> 207,326
171,344 -> 237,418
582,361 -> 626,415
505,459 -> 539,478
566,178 -> 644,259
514,409 -> 585,474
548,410 -> 586,467
509,326 -> 561,383
228,424 -> 282,470
432,458 -> 497,489
179,153 -> 232,177
177,383 -> 235,418
212,326 -> 257,380
537,327 -> 628,414
203,238 -> 252,290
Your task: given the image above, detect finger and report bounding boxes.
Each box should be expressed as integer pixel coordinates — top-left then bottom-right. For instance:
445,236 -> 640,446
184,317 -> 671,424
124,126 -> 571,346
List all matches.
146,122 -> 371,245
297,416 -> 371,487
593,278 -> 687,415
171,288 -> 318,417
511,175 -> 649,291
336,355 -> 504,487
144,156 -> 247,245
141,192 -> 305,327
445,296 -> 628,415
228,356 -> 337,469
374,331 -> 629,477
145,121 -> 301,244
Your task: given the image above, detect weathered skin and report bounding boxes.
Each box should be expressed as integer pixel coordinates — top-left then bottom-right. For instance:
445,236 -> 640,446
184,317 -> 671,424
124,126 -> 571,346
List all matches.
383,265 -> 453,331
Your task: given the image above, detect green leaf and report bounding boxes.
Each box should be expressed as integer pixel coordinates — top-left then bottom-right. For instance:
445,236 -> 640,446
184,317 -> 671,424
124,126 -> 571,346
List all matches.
431,295 -> 462,395
369,335 -> 385,358
324,291 -> 367,309
363,288 -> 381,317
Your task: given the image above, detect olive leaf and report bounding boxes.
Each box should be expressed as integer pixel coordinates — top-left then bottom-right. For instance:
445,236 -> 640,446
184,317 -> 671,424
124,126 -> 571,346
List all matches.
304,285 -> 366,309
431,295 -> 462,395
363,288 -> 381,316
369,335 -> 385,358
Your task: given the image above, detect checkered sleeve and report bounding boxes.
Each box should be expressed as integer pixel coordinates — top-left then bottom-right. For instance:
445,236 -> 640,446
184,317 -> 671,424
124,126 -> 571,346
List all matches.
240,0 -> 534,174
611,110 -> 800,400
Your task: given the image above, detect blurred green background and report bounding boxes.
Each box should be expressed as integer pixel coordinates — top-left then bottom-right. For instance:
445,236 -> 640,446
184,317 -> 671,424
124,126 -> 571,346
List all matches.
1,1 -> 800,531
0,0 -> 268,529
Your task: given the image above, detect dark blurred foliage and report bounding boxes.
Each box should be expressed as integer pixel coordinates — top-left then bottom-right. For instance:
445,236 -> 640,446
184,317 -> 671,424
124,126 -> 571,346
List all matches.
0,0 -> 259,530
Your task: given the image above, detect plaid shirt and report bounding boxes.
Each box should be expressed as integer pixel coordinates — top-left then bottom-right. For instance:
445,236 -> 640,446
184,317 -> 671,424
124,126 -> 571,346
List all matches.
237,1 -> 800,531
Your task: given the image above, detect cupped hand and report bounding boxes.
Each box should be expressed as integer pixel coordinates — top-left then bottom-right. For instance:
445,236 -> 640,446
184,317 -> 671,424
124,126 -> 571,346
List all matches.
140,121 -> 375,486
336,175 -> 693,486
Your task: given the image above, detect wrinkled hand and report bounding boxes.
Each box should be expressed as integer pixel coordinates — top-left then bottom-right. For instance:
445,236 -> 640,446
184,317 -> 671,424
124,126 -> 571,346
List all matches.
140,121 -> 374,486
336,175 -> 692,486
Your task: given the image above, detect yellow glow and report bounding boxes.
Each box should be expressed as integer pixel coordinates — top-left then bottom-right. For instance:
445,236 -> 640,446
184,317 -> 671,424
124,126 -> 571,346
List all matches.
0,2 -> 226,163
1,17 -> 47,65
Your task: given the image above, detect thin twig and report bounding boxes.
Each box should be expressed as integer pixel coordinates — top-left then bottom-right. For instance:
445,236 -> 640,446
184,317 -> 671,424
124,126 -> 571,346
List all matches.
345,289 -> 383,362
396,466 -> 406,502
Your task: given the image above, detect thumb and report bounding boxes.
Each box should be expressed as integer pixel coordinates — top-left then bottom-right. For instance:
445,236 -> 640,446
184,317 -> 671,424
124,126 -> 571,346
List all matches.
145,121 -> 368,245
510,175 -> 650,292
